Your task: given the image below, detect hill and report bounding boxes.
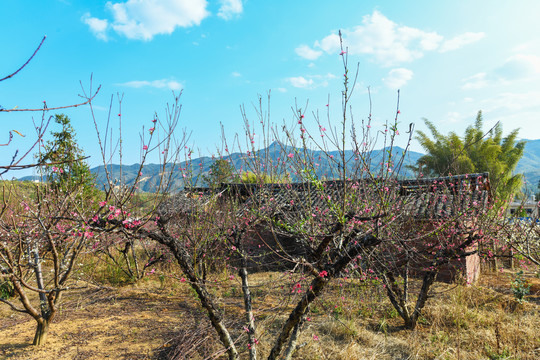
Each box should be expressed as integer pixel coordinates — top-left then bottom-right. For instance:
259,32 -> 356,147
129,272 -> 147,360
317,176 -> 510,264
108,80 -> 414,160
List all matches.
516,139 -> 540,194
90,143 -> 423,192
19,143 -> 423,192
19,138 -> 540,194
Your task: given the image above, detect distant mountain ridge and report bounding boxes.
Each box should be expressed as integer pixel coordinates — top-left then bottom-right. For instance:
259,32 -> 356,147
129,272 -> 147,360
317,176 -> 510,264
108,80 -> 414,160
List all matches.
86,143 -> 423,192
515,139 -> 540,194
19,139 -> 540,194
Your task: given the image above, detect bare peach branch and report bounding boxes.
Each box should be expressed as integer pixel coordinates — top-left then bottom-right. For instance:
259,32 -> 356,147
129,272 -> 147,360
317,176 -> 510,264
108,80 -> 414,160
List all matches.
0,36 -> 46,83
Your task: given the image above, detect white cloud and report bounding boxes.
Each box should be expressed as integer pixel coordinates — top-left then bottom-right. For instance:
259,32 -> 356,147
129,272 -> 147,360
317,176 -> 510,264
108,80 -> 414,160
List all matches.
287,76 -> 314,89
344,11 -> 444,65
231,71 -> 241,77
462,72 -> 488,90
118,79 -> 183,91
82,13 -> 109,40
84,0 -> 210,41
296,11 -> 485,66
445,111 -> 464,123
324,73 -> 337,79
217,0 -> 243,20
512,40 -> 540,54
315,33 -> 341,53
461,54 -> 540,92
295,44 -> 323,60
480,91 -> 540,112
495,54 -> 540,79
439,32 -> 485,53
383,68 -> 413,89
286,74 -> 335,89
297,11 -> 443,66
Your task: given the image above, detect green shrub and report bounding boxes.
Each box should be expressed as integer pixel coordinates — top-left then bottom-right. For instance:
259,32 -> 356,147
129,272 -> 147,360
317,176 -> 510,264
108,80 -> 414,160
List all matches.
511,270 -> 530,303
0,279 -> 15,299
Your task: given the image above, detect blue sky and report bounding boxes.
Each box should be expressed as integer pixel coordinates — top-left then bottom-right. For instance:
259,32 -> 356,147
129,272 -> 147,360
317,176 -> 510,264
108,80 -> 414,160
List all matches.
2,0 -> 540,176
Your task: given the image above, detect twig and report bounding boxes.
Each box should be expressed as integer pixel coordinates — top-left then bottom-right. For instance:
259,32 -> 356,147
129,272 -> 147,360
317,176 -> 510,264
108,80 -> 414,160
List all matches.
0,86 -> 101,112
0,36 -> 46,82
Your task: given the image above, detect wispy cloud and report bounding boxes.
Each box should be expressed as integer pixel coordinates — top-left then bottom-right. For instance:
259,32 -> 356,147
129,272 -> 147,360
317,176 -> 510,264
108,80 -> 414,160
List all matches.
462,72 -> 488,90
445,111 -> 465,123
295,44 -> 323,60
495,54 -> 540,79
83,0 -> 210,41
217,0 -> 243,20
287,76 -> 314,89
462,54 -> 540,90
480,91 -> 540,112
286,73 -> 335,89
117,79 -> 183,91
439,32 -> 485,53
383,68 -> 413,89
231,71 -> 242,77
296,10 -> 484,66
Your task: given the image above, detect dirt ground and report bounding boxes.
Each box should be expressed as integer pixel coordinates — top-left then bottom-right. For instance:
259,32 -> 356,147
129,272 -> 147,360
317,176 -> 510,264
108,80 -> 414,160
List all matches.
1,269 -> 539,360
0,283 -> 190,360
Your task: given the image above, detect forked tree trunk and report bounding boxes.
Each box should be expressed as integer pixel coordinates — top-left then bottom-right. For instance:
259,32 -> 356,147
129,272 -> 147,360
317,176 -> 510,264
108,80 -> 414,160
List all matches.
33,319 -> 50,346
384,269 -> 438,330
268,235 -> 379,360
143,229 -> 239,360
407,270 -> 437,329
383,271 -> 411,326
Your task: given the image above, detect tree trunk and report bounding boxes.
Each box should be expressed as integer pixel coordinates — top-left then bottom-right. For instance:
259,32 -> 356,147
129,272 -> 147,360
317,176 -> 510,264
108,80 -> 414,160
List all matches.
407,270 -> 438,329
268,235 -> 379,360
33,319 -> 49,346
32,246 -> 53,346
239,253 -> 257,360
282,306 -> 308,360
383,272 -> 411,326
143,229 -> 239,360
31,248 -> 48,312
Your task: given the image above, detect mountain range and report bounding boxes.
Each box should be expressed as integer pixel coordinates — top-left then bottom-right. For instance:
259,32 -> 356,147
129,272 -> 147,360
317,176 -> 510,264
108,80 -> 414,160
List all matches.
19,139 -> 540,195
85,142 -> 423,192
515,139 -> 540,194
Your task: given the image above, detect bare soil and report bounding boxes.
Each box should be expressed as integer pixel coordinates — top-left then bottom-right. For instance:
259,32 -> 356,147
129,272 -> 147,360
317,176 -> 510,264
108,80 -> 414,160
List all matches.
0,283 -> 191,359
1,269 -> 539,360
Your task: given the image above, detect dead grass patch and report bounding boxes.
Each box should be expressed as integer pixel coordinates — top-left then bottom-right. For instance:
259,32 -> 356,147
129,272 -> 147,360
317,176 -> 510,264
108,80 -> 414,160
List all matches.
1,269 -> 539,359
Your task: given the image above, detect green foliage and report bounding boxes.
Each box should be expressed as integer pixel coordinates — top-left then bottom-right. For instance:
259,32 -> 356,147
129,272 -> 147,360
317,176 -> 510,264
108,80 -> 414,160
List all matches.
485,345 -> 511,360
0,180 -> 40,201
0,279 -> 15,299
203,160 -> 289,188
239,171 -> 258,184
413,111 -> 525,203
202,159 -> 234,188
37,114 -> 97,196
239,170 -> 290,184
511,270 -> 530,303
332,305 -> 344,320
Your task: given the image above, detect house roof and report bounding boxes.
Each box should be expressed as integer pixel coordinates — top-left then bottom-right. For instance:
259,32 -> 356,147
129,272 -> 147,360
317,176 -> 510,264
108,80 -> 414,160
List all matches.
158,173 -> 491,221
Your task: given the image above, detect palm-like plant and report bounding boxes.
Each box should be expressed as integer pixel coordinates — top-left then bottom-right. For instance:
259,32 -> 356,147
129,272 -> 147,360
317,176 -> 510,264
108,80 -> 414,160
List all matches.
413,111 -> 525,203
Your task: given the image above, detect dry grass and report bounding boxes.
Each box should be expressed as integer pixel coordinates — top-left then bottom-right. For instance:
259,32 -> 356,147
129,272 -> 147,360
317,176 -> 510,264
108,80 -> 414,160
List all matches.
0,282 -> 189,359
1,267 -> 539,359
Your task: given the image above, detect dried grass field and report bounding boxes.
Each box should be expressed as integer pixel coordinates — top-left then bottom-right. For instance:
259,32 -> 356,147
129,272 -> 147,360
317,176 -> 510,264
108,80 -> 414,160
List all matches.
1,265 -> 539,360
